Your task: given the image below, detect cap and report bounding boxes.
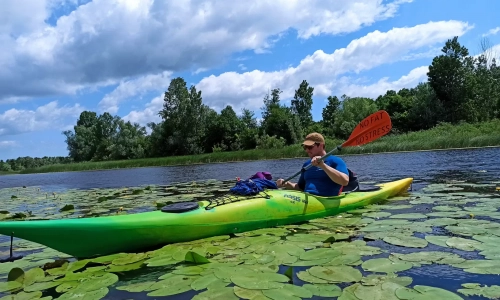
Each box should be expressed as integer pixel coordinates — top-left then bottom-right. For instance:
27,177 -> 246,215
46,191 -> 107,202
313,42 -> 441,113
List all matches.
302,132 -> 325,146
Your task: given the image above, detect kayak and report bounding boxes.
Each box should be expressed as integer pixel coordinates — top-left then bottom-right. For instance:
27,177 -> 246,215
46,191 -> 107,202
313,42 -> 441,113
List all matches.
0,177 -> 413,259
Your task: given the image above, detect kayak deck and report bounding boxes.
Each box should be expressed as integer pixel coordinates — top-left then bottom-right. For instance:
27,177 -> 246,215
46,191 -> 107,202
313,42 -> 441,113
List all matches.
0,178 -> 413,258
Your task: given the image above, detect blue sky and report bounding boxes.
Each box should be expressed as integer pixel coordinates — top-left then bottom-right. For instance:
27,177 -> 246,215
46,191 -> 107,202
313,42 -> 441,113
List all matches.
0,0 -> 499,161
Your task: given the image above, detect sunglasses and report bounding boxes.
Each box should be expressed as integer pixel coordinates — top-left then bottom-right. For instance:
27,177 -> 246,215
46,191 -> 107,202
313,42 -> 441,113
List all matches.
303,143 -> 319,150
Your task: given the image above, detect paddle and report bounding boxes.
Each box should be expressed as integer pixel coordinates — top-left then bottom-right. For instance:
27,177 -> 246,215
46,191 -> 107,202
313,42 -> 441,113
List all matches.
283,110 -> 392,183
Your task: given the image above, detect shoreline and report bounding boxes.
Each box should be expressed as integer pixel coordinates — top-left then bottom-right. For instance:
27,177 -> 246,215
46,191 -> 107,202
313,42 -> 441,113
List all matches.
2,144 -> 499,176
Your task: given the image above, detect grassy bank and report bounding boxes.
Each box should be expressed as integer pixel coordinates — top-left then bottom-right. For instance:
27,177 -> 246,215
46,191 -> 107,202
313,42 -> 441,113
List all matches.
15,119 -> 500,174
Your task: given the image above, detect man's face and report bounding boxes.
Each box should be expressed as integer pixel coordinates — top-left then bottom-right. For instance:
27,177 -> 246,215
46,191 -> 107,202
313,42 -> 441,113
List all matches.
303,142 -> 322,158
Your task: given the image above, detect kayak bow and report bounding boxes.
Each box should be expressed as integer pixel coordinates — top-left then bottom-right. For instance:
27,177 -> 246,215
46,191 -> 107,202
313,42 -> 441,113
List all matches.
0,177 -> 413,258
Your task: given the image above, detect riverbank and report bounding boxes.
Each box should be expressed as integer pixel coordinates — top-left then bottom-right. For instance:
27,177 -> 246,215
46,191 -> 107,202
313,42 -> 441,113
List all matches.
7,119 -> 500,175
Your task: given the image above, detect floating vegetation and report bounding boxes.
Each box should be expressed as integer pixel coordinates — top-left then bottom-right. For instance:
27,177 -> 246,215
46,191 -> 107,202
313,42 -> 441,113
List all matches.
1,178 -> 500,299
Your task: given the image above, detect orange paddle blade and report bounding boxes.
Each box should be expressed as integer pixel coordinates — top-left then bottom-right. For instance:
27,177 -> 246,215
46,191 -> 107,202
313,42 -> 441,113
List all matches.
342,110 -> 392,147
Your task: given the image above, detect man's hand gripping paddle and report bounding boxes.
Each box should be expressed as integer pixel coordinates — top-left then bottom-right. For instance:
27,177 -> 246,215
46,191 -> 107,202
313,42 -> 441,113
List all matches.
283,110 -> 392,183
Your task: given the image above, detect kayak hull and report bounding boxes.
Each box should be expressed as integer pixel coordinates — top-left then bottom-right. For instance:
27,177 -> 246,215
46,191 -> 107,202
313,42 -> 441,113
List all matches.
0,178 -> 413,258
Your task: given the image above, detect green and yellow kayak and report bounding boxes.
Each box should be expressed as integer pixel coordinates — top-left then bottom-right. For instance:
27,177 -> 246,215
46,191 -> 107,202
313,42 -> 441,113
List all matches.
0,178 -> 413,258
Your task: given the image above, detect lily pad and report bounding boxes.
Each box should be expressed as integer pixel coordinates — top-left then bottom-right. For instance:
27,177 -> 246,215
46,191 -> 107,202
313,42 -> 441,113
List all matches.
303,283 -> 342,297
230,273 -> 288,290
299,248 -> 341,260
0,281 -> 22,292
192,286 -> 239,299
389,213 -> 428,220
383,235 -> 428,248
361,258 -> 413,273
307,265 -> 362,283
395,285 -> 464,299
445,237 -> 483,251
457,283 -> 500,299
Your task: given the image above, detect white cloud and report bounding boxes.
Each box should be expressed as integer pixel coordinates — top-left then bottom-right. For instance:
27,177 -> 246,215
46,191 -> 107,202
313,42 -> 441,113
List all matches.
195,20 -> 472,112
337,66 -> 429,98
0,101 -> 84,136
0,140 -> 18,148
122,95 -> 163,127
1,0 -> 414,102
98,71 -> 172,114
482,27 -> 500,37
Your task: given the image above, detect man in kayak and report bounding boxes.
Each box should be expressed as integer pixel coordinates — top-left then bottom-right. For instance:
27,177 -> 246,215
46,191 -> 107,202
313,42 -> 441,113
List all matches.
276,132 -> 350,196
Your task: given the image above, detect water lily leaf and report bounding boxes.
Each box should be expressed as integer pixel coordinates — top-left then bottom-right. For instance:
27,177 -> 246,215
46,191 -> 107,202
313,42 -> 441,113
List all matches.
192,286 -> 239,299
361,258 -> 413,273
262,287 -> 302,300
451,260 -> 500,274
307,265 -> 362,283
0,291 -> 43,300
57,287 -> 109,300
457,283 -> 500,299
338,283 -> 360,300
445,225 -> 487,236
354,282 -> 404,300
325,254 -> 362,266
23,281 -> 61,292
56,281 -> 79,293
230,275 -> 285,290
286,284 -> 314,298
91,253 -> 128,264
395,285 -> 464,300
8,267 -> 25,283
183,251 -> 210,264
389,213 -> 427,219
445,237 -> 482,251
146,284 -> 192,297
191,274 -> 228,291
363,212 -> 391,219
375,204 -> 414,210
383,234 -> 428,248
23,267 -> 45,287
285,258 -> 332,267
0,281 -> 22,292
303,283 -> 342,297
296,270 -> 330,283
233,286 -> 266,299
424,235 -> 449,248
111,253 -> 146,265
390,251 -> 465,265
432,205 -> 461,212
173,266 -> 204,276
331,241 -> 382,256
70,272 -> 119,293
423,218 -> 458,227
148,274 -> 199,291
361,274 -> 412,287
299,248 -> 341,260
106,260 -> 145,272
145,256 -> 178,267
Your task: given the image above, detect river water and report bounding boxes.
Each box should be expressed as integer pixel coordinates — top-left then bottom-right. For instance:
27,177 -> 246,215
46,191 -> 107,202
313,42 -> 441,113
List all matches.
1,147 -> 499,191
1,147 -> 500,299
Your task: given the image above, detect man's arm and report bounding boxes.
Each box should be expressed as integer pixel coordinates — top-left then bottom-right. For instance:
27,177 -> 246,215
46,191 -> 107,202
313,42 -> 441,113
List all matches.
314,157 -> 349,186
276,169 -> 305,191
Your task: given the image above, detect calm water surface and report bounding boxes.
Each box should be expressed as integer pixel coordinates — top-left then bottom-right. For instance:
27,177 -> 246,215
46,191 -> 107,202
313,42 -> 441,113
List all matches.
1,147 -> 499,191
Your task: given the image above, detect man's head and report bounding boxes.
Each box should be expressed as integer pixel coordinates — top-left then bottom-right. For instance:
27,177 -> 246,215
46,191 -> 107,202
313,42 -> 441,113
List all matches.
302,132 -> 326,157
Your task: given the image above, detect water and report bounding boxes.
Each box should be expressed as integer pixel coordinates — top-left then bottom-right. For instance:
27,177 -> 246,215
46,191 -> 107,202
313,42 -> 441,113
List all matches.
1,147 -> 499,191
1,147 -> 500,299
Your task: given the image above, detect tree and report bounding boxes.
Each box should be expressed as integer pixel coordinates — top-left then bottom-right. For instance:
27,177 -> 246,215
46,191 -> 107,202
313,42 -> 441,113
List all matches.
333,96 -> 378,139
291,80 -> 314,129
427,36 -> 476,123
322,95 -> 340,137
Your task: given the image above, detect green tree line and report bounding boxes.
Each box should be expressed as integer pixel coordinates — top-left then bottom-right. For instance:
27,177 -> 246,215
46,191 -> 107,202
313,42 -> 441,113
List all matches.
1,36 -> 499,172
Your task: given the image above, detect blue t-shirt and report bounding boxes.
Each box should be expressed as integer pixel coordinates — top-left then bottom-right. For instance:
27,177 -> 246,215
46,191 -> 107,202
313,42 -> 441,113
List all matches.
297,156 -> 349,196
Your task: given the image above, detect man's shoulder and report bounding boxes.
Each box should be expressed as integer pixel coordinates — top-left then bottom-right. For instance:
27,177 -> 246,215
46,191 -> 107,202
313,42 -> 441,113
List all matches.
324,155 -> 345,164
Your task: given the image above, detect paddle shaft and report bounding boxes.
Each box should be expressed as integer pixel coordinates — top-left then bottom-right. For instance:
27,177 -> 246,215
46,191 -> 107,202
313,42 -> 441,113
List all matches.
283,145 -> 342,183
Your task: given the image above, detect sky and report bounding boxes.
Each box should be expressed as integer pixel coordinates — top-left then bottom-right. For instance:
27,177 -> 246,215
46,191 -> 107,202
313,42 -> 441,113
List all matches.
0,0 -> 499,161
